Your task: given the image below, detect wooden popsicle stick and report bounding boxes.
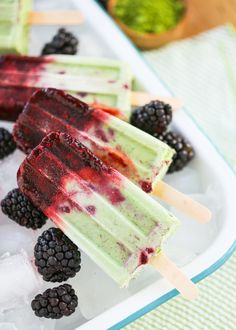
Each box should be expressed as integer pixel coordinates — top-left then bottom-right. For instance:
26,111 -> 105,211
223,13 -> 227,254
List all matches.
153,181 -> 212,224
131,91 -> 183,110
150,253 -> 199,300
28,11 -> 85,25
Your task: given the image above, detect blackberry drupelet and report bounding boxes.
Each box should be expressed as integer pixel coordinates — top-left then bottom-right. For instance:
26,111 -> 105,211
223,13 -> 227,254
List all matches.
0,128 -> 16,160
1,188 -> 47,229
34,227 -> 81,282
157,131 -> 195,173
31,284 -> 78,319
41,28 -> 79,55
130,100 -> 172,135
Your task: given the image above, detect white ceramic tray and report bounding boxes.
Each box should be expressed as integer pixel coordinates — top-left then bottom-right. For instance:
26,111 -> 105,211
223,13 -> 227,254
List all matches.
0,1 -> 236,329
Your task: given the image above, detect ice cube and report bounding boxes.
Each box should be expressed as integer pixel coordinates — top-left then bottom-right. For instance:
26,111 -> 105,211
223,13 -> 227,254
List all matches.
2,302 -> 55,330
128,264 -> 161,294
0,149 -> 25,201
165,244 -> 197,267
69,252 -> 131,320
0,324 -> 18,330
0,225 -> 36,256
0,251 -> 42,312
0,122 -> 24,199
166,190 -> 219,263
164,166 -> 203,194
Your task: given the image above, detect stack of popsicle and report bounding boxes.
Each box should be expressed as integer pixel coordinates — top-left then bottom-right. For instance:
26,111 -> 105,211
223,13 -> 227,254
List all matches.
14,88 -> 211,224
18,131 -> 198,299
0,0 -> 208,305
0,55 -> 182,121
12,84 -> 211,299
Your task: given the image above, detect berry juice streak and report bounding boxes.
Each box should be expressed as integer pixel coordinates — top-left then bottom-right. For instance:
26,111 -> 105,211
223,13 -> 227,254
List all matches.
0,55 -> 52,121
139,247 -> 155,266
18,133 -> 166,276
18,132 -> 134,266
19,132 -> 125,212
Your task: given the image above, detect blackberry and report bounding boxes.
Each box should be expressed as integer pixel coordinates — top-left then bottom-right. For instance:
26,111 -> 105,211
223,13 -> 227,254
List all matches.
130,100 -> 172,135
97,0 -> 107,9
34,227 -> 81,282
41,28 -> 79,55
0,128 -> 16,160
1,188 -> 47,229
157,131 -> 195,173
31,284 -> 78,319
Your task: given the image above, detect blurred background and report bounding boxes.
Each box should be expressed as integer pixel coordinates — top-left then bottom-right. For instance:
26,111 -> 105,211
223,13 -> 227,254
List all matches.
99,0 -> 236,173
102,0 -> 236,48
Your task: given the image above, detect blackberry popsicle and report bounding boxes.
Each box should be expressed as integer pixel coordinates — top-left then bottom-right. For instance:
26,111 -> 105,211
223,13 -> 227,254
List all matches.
17,131 -> 198,300
14,88 -> 211,223
0,55 -> 181,121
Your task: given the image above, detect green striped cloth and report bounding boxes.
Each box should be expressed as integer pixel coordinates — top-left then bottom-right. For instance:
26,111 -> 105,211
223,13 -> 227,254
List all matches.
125,255 -> 236,329
145,25 -> 236,170
125,25 -> 236,330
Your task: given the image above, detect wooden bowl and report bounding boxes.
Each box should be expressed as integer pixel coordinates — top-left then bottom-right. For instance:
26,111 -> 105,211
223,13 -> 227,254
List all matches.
108,0 -> 189,49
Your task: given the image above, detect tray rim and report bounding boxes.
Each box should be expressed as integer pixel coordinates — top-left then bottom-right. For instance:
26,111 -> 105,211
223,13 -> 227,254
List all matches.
108,242 -> 236,329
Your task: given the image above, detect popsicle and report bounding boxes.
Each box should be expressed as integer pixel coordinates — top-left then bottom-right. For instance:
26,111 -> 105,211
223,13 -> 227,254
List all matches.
17,131 -> 198,299
0,0 -> 32,55
14,88 -> 211,223
0,54 -> 181,121
0,0 -> 84,55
